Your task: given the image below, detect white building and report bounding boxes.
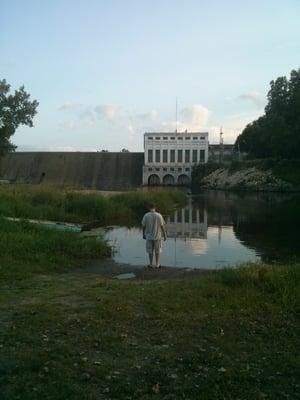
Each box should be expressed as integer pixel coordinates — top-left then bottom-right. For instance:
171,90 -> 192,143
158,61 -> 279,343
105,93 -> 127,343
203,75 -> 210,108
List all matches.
142,131 -> 209,185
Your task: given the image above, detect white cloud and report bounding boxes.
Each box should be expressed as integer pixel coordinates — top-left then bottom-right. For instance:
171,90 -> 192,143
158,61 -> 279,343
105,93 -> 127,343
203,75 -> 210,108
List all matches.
17,145 -> 98,152
56,100 -> 261,149
237,92 -> 266,110
181,105 -> 210,128
58,102 -> 83,111
58,120 -> 77,130
137,110 -> 159,122
79,109 -> 96,126
94,104 -> 120,122
208,110 -> 263,144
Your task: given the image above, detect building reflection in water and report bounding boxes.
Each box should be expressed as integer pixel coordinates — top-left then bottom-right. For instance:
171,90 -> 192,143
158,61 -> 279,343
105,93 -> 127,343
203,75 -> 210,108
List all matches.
166,200 -> 208,239
165,199 -> 208,257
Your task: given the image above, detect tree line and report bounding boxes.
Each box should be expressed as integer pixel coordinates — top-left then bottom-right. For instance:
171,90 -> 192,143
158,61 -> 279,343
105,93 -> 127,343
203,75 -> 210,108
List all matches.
235,69 -> 300,159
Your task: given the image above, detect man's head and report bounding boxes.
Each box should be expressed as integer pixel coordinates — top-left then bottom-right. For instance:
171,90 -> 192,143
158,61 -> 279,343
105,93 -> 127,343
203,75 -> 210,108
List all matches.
148,202 -> 156,212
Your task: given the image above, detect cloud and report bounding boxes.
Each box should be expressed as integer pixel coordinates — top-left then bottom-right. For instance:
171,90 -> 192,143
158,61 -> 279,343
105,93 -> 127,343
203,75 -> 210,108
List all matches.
237,92 -> 266,110
94,104 -> 120,122
208,110 -> 263,144
157,104 -> 210,132
137,110 -> 159,122
17,145 -> 98,152
58,120 -> 77,130
79,109 -> 96,126
58,102 -> 83,111
181,105 -> 210,127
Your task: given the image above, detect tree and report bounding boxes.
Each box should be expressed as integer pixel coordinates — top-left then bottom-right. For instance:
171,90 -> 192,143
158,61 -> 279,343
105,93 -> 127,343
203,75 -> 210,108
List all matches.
235,69 -> 300,159
0,79 -> 38,155
121,148 -> 130,152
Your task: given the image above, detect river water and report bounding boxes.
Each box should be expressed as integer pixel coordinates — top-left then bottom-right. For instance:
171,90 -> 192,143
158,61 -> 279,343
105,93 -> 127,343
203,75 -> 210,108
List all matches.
104,191 -> 300,269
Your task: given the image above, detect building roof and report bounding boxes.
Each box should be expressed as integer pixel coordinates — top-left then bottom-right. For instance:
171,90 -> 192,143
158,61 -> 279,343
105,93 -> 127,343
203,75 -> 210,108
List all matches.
144,131 -> 208,136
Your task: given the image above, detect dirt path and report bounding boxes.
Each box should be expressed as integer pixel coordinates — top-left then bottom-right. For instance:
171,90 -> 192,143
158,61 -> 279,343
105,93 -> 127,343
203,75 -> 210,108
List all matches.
77,258 -> 213,280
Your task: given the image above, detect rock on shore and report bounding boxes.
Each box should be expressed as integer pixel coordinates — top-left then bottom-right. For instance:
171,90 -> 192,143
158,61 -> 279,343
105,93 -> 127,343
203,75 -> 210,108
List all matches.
199,167 -> 296,191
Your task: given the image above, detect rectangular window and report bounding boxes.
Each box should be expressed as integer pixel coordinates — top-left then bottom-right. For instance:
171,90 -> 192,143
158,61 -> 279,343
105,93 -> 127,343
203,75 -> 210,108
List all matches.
185,149 -> 190,163
148,137 -> 153,140
185,137 -> 190,140
163,149 -> 168,163
170,149 -> 175,162
185,167 -> 190,171
163,136 -> 168,140
199,210 -> 204,223
192,209 -> 197,223
177,150 -> 183,162
178,167 -> 182,172
178,137 -> 183,140
200,149 -> 205,162
192,149 -> 198,163
148,149 -> 153,163
148,167 -> 152,171
155,136 -> 160,140
184,209 -> 189,223
177,211 -> 182,223
155,149 -> 160,163
177,149 -> 183,162
171,137 -> 175,140
193,137 -> 198,140
200,136 -> 205,140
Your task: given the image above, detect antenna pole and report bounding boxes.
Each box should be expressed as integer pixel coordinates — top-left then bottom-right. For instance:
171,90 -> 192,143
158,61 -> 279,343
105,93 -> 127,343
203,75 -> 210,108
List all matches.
175,97 -> 178,133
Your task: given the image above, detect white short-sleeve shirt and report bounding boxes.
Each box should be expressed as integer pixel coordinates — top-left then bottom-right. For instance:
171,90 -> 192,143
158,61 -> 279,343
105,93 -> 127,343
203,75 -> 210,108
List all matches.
141,211 -> 165,240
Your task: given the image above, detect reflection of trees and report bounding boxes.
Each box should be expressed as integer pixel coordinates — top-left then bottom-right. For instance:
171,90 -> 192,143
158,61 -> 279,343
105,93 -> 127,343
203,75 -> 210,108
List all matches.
233,196 -> 300,262
193,191 -> 300,262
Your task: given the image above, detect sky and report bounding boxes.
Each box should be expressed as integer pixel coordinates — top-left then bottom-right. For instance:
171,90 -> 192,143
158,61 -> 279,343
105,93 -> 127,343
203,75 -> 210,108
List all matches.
1,0 -> 300,151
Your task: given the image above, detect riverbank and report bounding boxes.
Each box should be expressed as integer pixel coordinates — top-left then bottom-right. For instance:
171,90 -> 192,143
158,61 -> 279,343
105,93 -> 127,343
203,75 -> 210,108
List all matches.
1,187 -> 299,398
1,255 -> 299,399
192,159 -> 300,192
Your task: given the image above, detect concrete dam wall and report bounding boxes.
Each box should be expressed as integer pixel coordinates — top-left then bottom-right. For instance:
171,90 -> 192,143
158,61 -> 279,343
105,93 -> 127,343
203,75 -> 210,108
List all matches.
0,152 -> 144,190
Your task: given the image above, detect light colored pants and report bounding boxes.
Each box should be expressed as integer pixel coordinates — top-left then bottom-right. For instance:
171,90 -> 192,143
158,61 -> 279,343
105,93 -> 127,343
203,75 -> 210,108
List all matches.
146,239 -> 162,254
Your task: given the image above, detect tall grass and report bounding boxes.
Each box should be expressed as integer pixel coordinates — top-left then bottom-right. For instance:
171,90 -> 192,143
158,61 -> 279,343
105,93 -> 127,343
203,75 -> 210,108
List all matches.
0,185 -> 186,225
0,218 -> 110,279
215,263 -> 300,312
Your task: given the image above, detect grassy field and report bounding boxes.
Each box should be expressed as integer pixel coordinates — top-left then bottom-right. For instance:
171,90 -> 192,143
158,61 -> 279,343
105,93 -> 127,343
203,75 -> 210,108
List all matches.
0,259 -> 299,399
0,187 -> 299,399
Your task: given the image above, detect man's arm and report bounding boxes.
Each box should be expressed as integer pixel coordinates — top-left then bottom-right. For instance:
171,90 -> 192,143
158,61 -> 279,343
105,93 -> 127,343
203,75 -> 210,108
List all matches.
161,215 -> 167,241
142,215 -> 146,239
161,224 -> 167,241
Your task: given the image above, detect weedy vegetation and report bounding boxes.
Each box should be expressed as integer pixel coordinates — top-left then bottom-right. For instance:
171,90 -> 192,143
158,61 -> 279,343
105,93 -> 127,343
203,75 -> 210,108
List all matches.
0,185 -> 186,225
0,186 -> 299,399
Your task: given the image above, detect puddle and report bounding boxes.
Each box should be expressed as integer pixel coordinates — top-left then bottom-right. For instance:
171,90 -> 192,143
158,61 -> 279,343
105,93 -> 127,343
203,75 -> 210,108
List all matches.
113,272 -> 136,280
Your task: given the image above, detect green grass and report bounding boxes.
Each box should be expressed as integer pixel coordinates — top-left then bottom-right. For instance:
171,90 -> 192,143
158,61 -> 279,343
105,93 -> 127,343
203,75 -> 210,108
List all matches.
0,218 -> 111,280
0,262 -> 299,399
0,185 -> 186,225
0,186 -> 299,398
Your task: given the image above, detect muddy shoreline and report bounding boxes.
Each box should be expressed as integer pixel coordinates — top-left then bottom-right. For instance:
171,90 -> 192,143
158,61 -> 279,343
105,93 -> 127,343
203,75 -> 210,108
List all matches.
77,258 -> 213,280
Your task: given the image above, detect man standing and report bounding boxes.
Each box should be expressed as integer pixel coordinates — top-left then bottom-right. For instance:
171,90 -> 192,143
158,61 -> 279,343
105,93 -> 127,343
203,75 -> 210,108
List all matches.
142,203 -> 167,268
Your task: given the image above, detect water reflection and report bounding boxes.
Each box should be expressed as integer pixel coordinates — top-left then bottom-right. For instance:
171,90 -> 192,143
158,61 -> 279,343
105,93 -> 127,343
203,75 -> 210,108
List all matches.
105,191 -> 300,269
166,202 -> 207,239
